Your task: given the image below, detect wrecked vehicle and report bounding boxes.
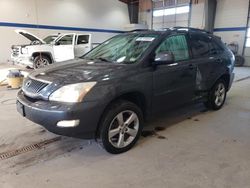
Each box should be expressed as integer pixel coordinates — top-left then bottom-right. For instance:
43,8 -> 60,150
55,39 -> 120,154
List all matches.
17,27 -> 235,154
11,30 -> 92,68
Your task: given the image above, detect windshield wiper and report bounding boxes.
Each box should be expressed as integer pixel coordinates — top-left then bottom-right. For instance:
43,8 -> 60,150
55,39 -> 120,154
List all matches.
96,57 -> 112,63
120,61 -> 133,64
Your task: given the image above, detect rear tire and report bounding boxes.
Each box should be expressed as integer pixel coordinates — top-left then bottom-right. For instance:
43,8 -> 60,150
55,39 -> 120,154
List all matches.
34,55 -> 51,69
99,100 -> 143,154
204,79 -> 227,110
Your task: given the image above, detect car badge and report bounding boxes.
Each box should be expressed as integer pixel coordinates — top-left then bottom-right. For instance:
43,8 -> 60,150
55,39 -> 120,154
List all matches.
25,80 -> 32,87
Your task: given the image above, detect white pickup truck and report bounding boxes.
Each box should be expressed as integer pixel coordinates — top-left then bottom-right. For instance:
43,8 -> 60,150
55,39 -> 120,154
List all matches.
11,30 -> 92,68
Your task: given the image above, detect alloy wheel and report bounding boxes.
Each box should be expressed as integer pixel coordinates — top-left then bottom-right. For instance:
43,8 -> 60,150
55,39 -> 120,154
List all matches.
36,58 -> 49,68
108,110 -> 139,148
214,83 -> 226,106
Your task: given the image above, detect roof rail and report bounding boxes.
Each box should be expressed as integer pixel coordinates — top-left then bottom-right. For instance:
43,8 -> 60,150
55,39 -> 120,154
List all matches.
127,29 -> 150,32
164,27 -> 212,34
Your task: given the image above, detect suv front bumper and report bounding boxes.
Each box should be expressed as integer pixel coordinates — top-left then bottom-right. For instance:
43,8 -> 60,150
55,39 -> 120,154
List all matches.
16,90 -> 105,139
11,56 -> 34,67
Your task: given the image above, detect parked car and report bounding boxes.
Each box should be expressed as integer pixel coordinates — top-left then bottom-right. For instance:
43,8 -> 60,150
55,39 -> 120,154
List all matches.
11,30 -> 92,68
17,27 -> 235,154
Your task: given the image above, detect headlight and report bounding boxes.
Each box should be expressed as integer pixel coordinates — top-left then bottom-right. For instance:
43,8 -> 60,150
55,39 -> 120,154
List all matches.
21,47 -> 28,54
49,82 -> 96,103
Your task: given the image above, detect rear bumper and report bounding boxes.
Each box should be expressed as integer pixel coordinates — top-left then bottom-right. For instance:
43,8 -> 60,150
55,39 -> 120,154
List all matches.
16,90 -> 105,139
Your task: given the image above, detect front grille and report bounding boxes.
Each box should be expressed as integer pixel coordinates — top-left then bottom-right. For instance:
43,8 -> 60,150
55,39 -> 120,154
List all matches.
22,78 -> 49,94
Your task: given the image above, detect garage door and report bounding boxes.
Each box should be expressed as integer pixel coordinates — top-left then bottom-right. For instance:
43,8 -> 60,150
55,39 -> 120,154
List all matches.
243,10 -> 250,66
152,0 -> 191,30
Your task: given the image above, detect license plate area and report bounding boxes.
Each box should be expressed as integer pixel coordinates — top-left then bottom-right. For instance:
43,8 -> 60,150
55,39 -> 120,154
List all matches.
17,101 -> 25,117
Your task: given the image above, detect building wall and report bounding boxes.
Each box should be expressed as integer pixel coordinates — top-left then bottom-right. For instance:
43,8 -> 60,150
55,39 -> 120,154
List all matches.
139,0 -> 153,29
139,0 -> 206,29
189,0 -> 205,29
0,0 -> 130,63
214,0 -> 249,66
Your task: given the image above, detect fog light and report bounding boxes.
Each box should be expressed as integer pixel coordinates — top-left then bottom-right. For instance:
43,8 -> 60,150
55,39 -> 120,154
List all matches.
57,120 -> 80,127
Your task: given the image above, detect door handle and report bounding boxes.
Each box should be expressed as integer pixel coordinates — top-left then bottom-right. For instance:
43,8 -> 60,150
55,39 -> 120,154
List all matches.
216,58 -> 223,63
188,64 -> 195,70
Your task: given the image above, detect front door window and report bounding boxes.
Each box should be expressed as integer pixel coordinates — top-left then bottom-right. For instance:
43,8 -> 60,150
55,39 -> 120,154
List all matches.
156,35 -> 189,62
53,34 -> 75,62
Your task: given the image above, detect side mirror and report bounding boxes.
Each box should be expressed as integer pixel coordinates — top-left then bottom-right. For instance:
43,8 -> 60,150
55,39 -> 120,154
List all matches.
154,52 -> 174,65
55,41 -> 60,46
50,41 -> 56,45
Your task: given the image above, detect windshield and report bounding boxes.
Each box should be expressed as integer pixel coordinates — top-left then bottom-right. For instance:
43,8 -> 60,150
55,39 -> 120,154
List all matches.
84,33 -> 159,64
43,35 -> 59,44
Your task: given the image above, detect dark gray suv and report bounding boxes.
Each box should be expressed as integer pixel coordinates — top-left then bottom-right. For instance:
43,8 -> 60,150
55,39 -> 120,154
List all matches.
17,27 -> 235,154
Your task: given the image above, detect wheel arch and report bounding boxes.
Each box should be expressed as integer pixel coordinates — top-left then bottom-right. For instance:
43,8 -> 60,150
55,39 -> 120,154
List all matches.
205,73 -> 229,110
32,52 -> 54,63
217,73 -> 230,91
95,91 -> 148,138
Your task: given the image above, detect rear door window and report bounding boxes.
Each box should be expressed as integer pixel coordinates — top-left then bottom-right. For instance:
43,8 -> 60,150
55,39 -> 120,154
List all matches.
190,34 -> 210,58
77,35 -> 89,45
190,34 -> 224,58
156,34 -> 190,61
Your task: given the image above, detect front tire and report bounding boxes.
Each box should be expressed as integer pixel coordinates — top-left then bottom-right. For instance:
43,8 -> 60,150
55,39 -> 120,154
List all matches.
99,100 -> 143,154
204,79 -> 227,110
34,55 -> 51,69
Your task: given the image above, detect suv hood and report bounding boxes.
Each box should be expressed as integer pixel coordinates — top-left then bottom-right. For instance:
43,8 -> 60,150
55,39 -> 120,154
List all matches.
29,59 -> 130,85
15,29 -> 45,43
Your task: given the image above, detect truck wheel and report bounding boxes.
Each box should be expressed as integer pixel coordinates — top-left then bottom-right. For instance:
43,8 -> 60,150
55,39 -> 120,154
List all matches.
99,100 -> 143,154
34,55 -> 51,69
235,55 -> 245,67
204,79 -> 227,110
